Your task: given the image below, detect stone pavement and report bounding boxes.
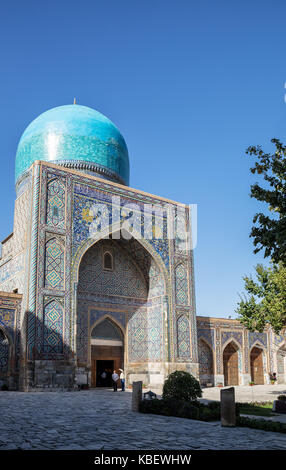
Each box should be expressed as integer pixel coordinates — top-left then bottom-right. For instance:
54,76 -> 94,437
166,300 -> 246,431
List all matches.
202,385 -> 286,423
202,384 -> 286,403
0,388 -> 286,450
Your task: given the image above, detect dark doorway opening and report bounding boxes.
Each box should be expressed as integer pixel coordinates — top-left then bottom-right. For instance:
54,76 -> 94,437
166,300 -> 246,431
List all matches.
96,360 -> 114,387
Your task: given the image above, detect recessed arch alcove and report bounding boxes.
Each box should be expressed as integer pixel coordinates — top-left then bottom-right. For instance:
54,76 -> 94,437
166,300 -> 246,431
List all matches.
223,341 -> 240,386
250,345 -> 264,384
0,328 -> 11,385
198,338 -> 214,386
277,344 -> 286,384
74,231 -> 169,387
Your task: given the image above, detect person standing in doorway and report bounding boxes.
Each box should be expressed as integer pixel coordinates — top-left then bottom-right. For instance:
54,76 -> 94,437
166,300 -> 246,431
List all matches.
119,368 -> 125,391
101,370 -> 107,387
112,370 -> 119,392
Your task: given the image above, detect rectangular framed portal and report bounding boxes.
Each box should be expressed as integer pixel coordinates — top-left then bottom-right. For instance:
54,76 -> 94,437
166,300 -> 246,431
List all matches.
91,345 -> 123,387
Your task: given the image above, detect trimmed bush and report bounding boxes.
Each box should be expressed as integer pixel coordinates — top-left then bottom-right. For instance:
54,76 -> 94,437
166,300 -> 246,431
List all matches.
139,398 -> 200,419
139,398 -> 163,415
162,371 -> 202,402
277,395 -> 286,401
238,416 -> 286,434
139,398 -> 221,421
176,401 -> 200,420
139,397 -> 241,422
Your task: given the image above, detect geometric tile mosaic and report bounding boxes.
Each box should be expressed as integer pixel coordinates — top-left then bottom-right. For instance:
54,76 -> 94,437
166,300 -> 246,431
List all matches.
44,238 -> 65,290
0,329 -> 9,375
221,331 -> 242,348
43,300 -> 64,355
72,183 -> 170,267
249,331 -> 268,349
198,338 -> 213,376
175,264 -> 188,305
128,305 -> 163,362
46,178 -> 65,229
177,315 -> 191,358
78,240 -> 148,299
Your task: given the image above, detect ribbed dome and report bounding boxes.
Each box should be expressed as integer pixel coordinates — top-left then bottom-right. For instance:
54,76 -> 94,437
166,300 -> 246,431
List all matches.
15,104 -> 130,188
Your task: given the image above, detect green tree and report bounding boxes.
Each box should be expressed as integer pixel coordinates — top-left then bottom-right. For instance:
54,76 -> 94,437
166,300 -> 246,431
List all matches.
236,263 -> 286,334
246,138 -> 286,264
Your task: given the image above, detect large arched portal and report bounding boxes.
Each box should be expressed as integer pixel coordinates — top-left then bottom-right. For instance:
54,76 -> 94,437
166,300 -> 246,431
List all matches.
250,346 -> 264,384
75,235 -> 167,388
223,342 -> 239,386
277,345 -> 286,384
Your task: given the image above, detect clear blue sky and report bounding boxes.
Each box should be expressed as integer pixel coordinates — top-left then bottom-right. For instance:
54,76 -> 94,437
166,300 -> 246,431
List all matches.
0,0 -> 285,318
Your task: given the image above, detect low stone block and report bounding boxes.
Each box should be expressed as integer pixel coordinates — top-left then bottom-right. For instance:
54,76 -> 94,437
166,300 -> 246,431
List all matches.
273,400 -> 286,414
132,381 -> 142,412
221,387 -> 236,427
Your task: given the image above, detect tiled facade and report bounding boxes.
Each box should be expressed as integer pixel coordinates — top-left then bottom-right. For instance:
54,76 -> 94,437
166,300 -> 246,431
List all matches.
0,160 -> 285,390
0,160 -> 199,390
196,316 -> 286,386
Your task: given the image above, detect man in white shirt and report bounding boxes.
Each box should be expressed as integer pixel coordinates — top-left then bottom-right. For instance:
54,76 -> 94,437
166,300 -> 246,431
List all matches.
112,370 -> 119,392
119,368 -> 125,391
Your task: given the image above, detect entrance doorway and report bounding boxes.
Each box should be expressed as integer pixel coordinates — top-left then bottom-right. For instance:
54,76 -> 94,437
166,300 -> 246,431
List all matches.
96,360 -> 114,387
250,347 -> 264,384
90,318 -> 124,388
223,342 -> 239,386
91,347 -> 123,387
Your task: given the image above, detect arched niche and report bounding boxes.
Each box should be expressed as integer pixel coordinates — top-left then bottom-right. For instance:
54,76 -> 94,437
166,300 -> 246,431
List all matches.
198,338 -> 214,386
0,328 -> 11,381
250,346 -> 264,384
223,341 -> 239,386
277,344 -> 286,384
74,232 -> 168,386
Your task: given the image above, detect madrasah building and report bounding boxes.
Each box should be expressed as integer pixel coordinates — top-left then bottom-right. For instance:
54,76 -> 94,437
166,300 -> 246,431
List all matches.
0,104 -> 285,391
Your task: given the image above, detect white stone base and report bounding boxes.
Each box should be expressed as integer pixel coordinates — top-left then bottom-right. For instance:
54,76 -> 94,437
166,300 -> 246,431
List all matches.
240,374 -> 251,385
214,374 -> 224,386
126,361 -> 200,391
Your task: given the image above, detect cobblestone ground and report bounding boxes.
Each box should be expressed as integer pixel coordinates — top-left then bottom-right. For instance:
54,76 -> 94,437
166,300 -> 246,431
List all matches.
1,389 -> 286,450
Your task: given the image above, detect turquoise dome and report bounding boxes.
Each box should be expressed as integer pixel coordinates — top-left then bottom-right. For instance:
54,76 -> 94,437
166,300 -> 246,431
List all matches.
15,104 -> 130,187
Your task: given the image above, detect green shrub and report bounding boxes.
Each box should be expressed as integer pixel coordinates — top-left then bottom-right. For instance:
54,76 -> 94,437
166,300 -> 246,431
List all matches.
207,400 -> 220,410
199,406 -> 219,421
278,395 -> 286,401
238,416 -> 286,433
160,398 -> 179,416
1,384 -> 8,391
139,397 -> 223,421
176,401 -> 200,420
139,398 -> 200,420
139,398 -> 163,415
162,371 -> 202,402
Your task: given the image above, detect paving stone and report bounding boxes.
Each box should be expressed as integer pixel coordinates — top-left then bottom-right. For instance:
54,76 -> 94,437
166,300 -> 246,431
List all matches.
0,389 -> 285,449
